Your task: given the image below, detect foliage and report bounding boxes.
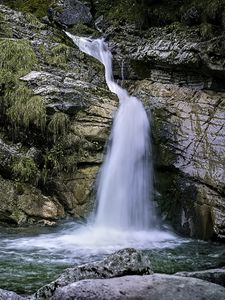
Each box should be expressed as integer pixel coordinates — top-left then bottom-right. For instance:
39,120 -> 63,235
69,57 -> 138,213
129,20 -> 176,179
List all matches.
3,0 -> 53,18
0,39 -> 46,131
93,0 -> 225,30
39,43 -> 71,68
48,112 -> 70,142
7,94 -> 46,130
0,13 -> 13,38
12,157 -> 40,184
0,39 -> 37,83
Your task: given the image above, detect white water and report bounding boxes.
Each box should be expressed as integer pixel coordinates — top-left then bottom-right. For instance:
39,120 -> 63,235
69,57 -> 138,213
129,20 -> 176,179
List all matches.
66,33 -> 157,230
0,35 -> 177,264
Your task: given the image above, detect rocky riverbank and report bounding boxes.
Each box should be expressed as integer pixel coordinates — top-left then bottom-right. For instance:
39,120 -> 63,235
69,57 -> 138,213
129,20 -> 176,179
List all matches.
0,248 -> 225,299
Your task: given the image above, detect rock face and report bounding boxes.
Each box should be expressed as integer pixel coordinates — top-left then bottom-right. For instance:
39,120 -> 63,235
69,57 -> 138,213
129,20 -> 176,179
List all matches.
0,4 -> 117,225
0,0 -> 225,241
106,22 -> 225,240
49,274 -> 225,300
35,248 -> 152,299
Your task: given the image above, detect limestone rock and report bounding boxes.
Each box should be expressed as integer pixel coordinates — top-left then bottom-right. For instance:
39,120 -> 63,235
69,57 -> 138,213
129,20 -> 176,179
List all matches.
132,80 -> 225,239
35,248 -> 152,299
49,274 -> 225,300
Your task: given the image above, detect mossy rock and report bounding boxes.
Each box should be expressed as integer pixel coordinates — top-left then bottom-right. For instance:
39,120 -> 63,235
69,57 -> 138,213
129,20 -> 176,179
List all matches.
0,39 -> 37,82
3,0 -> 53,18
10,156 -> 40,186
48,112 -> 70,142
38,43 -> 72,68
0,12 -> 13,38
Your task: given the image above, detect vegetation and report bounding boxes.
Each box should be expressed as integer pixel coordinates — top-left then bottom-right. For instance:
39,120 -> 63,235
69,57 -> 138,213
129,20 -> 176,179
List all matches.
0,39 -> 47,131
3,0 -> 53,18
93,0 -> 225,31
48,112 -> 70,142
39,43 -> 71,68
0,13 -> 13,38
0,39 -> 37,84
12,157 -> 40,184
7,94 -> 46,130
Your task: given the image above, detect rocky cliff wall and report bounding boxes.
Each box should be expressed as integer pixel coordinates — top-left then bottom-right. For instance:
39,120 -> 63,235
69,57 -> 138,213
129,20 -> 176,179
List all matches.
0,0 -> 225,241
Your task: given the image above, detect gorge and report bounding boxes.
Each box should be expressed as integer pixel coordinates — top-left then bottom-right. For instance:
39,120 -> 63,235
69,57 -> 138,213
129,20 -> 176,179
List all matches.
0,0 -> 225,299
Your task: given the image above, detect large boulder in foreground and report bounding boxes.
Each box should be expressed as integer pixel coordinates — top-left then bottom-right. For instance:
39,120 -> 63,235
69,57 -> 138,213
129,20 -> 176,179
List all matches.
49,274 -> 225,300
35,248 -> 152,299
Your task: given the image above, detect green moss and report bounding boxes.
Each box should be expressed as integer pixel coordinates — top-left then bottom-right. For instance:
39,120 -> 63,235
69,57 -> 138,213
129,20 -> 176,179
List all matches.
0,13 -> 13,38
24,12 -> 45,28
12,157 -> 40,184
0,39 -> 47,131
4,0 -> 53,18
39,43 -> 71,68
0,39 -> 37,78
7,91 -> 46,130
48,112 -> 70,142
69,24 -> 98,37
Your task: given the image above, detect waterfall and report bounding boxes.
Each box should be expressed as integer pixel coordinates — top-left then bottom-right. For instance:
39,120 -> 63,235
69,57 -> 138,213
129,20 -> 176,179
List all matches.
66,32 -> 157,231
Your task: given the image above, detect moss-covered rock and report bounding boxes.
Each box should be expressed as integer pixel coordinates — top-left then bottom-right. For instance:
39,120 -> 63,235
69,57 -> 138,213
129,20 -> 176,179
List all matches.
2,0 -> 52,18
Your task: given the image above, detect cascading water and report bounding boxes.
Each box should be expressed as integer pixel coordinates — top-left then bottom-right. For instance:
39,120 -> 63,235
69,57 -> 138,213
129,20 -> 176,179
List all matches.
0,33 -> 179,294
66,33 -> 157,230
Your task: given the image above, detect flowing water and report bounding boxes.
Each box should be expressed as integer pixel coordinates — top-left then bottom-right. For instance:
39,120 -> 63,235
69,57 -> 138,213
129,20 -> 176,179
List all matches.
66,33 -> 157,230
0,34 -> 224,294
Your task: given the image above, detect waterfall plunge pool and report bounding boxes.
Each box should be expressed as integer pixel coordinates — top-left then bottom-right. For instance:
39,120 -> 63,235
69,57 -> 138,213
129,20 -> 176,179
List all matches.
0,221 -> 225,295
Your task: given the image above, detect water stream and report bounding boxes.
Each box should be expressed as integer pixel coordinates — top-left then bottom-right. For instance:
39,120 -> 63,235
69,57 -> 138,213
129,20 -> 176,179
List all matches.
68,34 -> 156,230
0,35 -> 224,294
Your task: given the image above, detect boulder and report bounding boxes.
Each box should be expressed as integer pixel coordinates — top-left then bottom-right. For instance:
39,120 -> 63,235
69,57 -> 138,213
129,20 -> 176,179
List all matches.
35,248 -> 152,299
49,274 -> 225,300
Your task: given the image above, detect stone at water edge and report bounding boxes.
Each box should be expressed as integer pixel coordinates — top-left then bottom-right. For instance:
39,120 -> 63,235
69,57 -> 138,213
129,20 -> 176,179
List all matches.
176,267 -> 225,287
49,274 -> 225,300
0,289 -> 25,300
35,248 -> 152,299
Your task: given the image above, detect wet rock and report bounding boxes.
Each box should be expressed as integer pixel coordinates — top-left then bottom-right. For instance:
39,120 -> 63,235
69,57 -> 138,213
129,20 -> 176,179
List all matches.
176,267 -> 225,287
0,289 -> 24,300
35,248 -> 152,299
49,274 -> 225,300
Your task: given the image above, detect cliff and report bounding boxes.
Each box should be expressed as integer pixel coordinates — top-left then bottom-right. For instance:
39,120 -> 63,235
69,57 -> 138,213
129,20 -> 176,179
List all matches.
0,0 -> 225,240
